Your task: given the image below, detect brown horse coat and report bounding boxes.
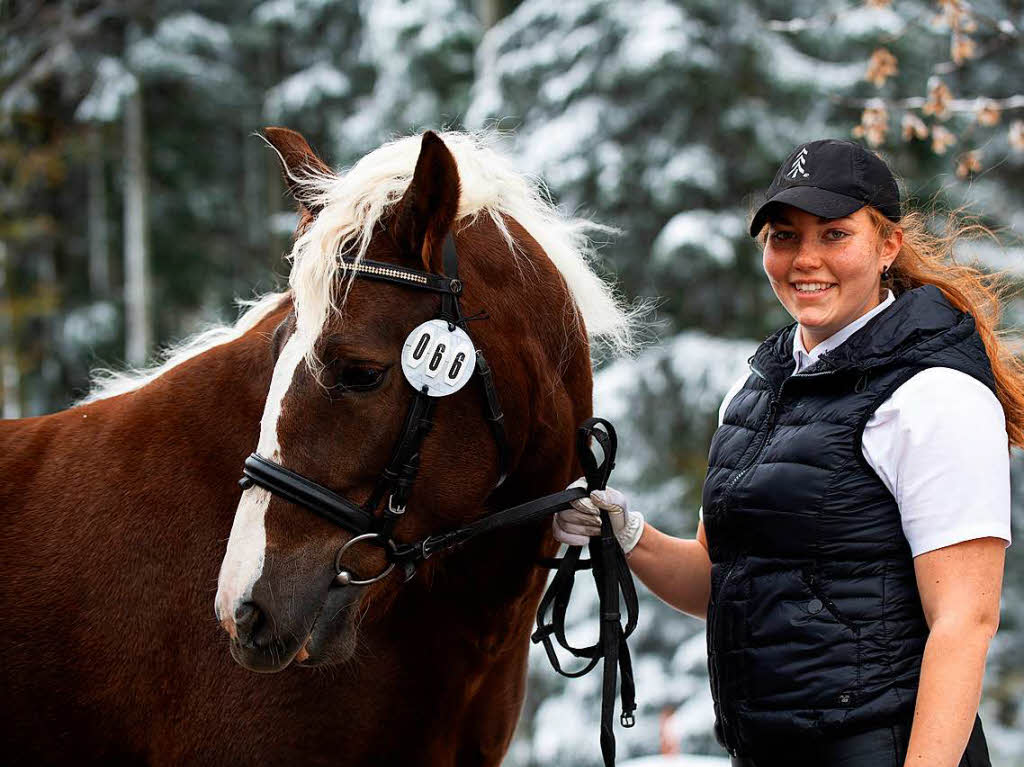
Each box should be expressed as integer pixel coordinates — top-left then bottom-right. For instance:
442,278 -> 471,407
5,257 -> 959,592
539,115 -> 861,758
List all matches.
1,133 -> 597,765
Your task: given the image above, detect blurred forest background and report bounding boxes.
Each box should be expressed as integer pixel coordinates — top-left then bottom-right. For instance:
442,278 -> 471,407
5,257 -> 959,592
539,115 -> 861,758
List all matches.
2,0 -> 1023,764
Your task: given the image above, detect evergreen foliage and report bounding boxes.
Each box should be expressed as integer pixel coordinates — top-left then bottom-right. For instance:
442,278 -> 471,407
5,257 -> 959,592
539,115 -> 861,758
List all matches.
2,0 -> 1022,762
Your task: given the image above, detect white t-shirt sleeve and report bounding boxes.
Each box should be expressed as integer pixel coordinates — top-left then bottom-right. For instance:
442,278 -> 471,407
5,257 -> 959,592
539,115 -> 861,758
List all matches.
700,372 -> 751,525
861,367 -> 1012,558
718,372 -> 749,429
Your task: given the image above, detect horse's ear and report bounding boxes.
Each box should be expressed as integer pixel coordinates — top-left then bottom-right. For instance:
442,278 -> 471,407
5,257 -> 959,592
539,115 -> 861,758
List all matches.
390,131 -> 461,273
262,126 -> 332,217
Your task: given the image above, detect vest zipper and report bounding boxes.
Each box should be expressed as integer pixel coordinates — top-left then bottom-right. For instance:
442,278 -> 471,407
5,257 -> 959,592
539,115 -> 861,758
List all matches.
709,365 -> 779,756
709,359 -> 837,755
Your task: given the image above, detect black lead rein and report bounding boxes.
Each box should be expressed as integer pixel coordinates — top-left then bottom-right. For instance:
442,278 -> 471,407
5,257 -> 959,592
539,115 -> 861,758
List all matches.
532,417 -> 639,767
237,233 -> 638,765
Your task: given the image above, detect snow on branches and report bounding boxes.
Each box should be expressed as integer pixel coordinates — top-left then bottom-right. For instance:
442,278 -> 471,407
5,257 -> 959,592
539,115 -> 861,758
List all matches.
773,0 -> 1023,180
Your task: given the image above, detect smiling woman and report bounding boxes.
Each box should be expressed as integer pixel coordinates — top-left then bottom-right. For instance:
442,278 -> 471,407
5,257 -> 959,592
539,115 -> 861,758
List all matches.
706,140 -> 1022,767
760,206 -> 902,352
552,138 -> 1023,767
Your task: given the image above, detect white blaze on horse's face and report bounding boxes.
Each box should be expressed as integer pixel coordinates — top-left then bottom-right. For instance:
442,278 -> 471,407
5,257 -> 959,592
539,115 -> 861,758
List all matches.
215,332 -> 309,624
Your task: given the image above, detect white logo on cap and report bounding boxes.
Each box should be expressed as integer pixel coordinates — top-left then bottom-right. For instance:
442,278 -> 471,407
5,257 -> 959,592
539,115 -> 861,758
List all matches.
787,147 -> 810,179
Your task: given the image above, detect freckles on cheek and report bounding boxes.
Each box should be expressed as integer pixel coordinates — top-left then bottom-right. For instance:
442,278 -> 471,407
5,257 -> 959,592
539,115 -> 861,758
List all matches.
763,253 -> 789,286
832,246 -> 872,281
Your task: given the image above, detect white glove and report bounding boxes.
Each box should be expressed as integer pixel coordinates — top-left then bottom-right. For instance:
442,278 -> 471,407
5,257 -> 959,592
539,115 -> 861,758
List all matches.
552,477 -> 645,555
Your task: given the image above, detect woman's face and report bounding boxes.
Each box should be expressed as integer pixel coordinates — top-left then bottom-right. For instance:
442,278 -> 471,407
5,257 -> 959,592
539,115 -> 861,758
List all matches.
762,205 -> 901,349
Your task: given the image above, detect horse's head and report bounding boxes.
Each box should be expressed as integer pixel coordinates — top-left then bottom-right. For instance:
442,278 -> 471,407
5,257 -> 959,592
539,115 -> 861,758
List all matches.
215,127 -> 633,672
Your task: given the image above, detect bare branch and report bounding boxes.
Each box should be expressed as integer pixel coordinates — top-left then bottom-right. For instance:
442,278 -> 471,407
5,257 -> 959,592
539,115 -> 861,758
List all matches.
0,1 -> 126,110
836,95 -> 1024,114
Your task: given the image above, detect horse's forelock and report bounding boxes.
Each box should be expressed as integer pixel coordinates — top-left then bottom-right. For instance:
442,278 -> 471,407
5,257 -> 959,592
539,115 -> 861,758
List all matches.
284,130 -> 647,375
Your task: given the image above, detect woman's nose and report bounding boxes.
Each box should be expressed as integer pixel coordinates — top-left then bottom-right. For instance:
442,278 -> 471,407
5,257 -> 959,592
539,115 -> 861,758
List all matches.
792,241 -> 823,268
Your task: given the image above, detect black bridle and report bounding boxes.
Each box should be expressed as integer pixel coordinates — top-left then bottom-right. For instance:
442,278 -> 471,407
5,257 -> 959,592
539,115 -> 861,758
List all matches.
236,232 -> 638,766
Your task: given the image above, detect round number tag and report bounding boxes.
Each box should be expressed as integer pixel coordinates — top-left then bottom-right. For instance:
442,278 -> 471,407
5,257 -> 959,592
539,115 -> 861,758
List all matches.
401,319 -> 476,397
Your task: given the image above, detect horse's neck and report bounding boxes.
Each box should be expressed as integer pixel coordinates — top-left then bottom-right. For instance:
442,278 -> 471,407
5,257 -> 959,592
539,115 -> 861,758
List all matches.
2,305 -> 286,527
107,310 -> 285,500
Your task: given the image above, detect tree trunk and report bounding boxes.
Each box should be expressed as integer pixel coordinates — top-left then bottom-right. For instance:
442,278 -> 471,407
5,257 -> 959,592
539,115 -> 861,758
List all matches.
122,59 -> 150,366
0,241 -> 21,419
476,0 -> 503,29
475,0 -> 503,28
88,124 -> 111,298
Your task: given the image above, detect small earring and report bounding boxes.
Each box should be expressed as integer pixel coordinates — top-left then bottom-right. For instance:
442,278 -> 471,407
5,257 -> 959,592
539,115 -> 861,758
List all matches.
881,264 -> 890,280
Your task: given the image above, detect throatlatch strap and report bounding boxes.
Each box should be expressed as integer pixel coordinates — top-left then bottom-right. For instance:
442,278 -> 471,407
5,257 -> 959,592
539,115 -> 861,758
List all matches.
474,350 -> 508,487
442,232 -> 508,488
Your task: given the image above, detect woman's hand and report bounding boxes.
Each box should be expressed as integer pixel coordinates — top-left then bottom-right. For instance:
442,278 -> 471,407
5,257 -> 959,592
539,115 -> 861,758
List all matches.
552,477 -> 646,555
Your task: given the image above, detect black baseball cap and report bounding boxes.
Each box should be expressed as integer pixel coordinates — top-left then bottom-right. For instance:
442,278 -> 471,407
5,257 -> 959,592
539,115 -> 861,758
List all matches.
749,139 -> 901,237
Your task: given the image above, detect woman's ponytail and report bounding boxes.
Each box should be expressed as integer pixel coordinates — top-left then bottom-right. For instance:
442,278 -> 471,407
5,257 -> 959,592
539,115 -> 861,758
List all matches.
865,204 -> 1024,449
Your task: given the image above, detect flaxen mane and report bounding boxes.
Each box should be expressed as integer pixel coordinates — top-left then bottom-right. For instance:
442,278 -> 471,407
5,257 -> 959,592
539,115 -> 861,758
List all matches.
82,130 -> 646,403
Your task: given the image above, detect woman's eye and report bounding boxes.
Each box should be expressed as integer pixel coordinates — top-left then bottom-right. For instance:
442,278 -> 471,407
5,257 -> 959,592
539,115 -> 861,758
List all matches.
825,229 -> 849,240
770,230 -> 795,241
327,366 -> 387,393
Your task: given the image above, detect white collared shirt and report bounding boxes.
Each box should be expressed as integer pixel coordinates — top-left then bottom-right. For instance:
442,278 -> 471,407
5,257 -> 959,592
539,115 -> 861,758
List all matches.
700,289 -> 1012,557
792,289 -> 897,373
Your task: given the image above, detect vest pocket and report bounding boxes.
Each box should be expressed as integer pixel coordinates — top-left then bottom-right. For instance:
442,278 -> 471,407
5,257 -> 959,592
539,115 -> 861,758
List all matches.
798,569 -> 864,709
800,569 -> 862,636
743,568 -> 864,711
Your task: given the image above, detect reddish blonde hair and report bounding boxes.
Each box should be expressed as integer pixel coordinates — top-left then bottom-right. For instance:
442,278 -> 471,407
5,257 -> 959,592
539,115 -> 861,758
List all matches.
753,201 -> 1024,447
864,205 -> 1024,448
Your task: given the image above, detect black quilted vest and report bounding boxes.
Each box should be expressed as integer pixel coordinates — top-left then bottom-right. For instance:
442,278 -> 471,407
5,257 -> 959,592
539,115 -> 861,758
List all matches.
701,284 -> 998,757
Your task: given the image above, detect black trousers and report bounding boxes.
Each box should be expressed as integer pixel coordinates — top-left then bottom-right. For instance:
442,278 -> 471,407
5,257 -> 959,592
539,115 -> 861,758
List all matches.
730,712 -> 991,767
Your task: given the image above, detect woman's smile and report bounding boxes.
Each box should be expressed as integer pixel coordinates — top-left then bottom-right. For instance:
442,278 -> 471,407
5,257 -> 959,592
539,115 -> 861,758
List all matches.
761,206 -> 904,347
792,281 -> 838,299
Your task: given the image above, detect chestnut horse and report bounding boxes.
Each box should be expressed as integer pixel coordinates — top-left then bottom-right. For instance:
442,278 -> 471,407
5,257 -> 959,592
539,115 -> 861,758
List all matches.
0,128 -> 636,764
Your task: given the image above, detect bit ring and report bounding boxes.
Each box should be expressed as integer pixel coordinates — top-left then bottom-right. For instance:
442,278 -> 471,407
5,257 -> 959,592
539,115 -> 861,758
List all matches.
334,533 -> 395,586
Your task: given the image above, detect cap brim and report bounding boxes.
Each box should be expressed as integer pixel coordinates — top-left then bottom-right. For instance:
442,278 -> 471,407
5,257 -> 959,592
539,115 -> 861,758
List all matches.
749,186 -> 865,237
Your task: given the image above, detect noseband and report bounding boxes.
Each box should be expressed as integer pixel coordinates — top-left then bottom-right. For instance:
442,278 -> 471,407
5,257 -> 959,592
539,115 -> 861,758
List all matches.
236,232 -> 638,766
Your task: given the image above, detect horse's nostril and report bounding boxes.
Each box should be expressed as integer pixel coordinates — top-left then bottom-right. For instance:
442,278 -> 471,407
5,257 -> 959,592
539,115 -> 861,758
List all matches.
234,601 -> 263,645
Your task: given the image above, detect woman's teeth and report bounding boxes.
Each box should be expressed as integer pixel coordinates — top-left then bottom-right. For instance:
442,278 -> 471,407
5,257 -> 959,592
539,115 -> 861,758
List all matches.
794,282 -> 835,293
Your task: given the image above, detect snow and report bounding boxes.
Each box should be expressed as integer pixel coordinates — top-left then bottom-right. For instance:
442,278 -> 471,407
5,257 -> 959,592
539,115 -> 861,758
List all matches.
834,5 -> 907,37
251,0 -> 339,29
151,12 -> 231,54
613,0 -> 697,73
516,97 -> 604,188
334,0 -> 477,153
269,211 -> 300,236
264,62 -> 350,119
540,56 -> 598,105
129,34 -> 237,88
645,144 -> 723,199
955,240 -> 1024,275
621,756 -> 730,767
652,211 -> 746,267
596,329 -> 754,425
758,34 -> 864,90
591,328 -> 754,491
61,302 -> 119,353
517,326 -> 756,765
75,57 -> 137,122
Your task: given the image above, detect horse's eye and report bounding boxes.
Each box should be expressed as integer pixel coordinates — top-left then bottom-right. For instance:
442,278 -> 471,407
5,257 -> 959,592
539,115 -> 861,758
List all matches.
331,366 -> 387,393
